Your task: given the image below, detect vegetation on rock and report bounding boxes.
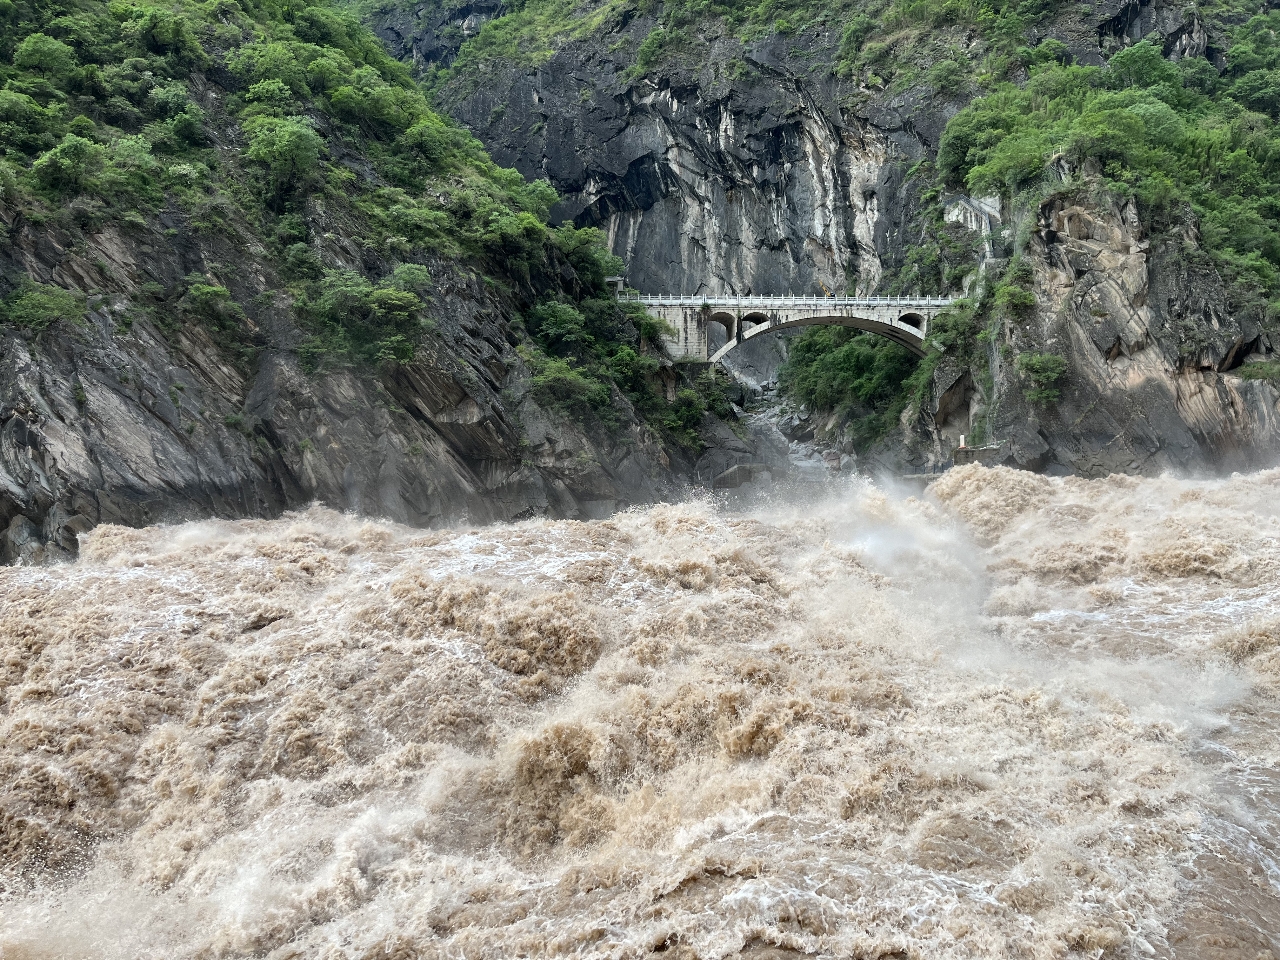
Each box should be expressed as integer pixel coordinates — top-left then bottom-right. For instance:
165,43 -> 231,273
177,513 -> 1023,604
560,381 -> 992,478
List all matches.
0,279 -> 86,330
778,329 -> 919,448
0,0 -> 719,450
1014,350 -> 1068,404
940,31 -> 1280,311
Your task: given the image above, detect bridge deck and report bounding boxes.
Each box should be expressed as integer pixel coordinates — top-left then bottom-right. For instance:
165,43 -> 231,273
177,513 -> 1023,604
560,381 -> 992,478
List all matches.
621,295 -> 955,309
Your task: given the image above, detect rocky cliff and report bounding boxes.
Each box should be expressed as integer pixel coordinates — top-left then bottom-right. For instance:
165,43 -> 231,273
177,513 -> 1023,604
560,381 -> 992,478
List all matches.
899,190 -> 1278,478
0,0 -> 819,564
372,0 -> 1280,477
379,15 -> 926,297
0,200 -> 684,565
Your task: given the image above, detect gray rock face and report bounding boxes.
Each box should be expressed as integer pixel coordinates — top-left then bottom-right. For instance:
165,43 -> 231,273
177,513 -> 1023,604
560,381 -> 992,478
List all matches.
873,192 -> 1280,477
0,201 -> 690,563
1011,194 -> 1278,476
1095,0 -> 1215,64
376,0 -> 504,70
393,21 -> 939,299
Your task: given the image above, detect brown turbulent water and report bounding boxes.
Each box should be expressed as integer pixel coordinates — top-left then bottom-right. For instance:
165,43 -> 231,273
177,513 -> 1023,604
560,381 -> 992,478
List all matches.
1,465 -> 1278,959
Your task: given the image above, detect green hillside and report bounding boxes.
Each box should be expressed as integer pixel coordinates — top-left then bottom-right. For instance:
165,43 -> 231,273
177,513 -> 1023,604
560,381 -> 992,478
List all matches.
0,0 -> 721,444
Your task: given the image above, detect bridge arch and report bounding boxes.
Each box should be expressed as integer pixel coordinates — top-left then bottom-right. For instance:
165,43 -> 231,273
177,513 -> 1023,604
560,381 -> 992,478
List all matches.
708,312 -> 930,364
706,310 -> 736,334
704,310 -> 737,354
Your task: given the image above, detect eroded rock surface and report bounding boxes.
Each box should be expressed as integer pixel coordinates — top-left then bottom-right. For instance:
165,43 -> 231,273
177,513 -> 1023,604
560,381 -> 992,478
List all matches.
0,200 -> 690,563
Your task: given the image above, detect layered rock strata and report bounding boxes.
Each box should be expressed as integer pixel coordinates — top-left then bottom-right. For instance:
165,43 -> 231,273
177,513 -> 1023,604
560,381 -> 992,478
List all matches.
0,203 -> 684,564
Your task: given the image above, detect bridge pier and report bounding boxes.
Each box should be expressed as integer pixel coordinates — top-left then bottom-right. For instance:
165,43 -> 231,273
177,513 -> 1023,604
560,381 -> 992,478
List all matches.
624,295 -> 955,363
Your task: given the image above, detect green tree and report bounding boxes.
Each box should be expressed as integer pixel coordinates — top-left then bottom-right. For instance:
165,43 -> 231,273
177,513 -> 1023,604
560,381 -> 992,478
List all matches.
129,9 -> 209,69
1,280 -> 85,330
308,269 -> 428,363
328,66 -> 421,133
396,117 -> 454,168
32,134 -> 104,192
968,130 -> 1053,195
1108,41 -> 1179,89
244,116 -> 323,188
926,59 -> 966,95
13,33 -> 77,79
244,78 -> 295,114
0,90 -> 53,152
179,280 -> 246,331
230,41 -> 309,95
386,263 -> 433,293
96,134 -> 161,205
608,344 -> 659,395
1231,70 -> 1280,118
779,326 -> 919,446
529,301 -> 592,355
552,224 -> 623,288
525,351 -> 611,416
1015,351 -> 1068,404
838,14 -> 874,59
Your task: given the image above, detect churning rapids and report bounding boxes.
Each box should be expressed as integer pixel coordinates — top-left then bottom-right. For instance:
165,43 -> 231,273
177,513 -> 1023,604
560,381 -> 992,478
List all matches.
2,465 -> 1279,959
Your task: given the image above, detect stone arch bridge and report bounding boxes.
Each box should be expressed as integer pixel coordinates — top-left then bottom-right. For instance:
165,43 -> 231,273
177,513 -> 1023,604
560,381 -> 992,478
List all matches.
621,294 -> 955,362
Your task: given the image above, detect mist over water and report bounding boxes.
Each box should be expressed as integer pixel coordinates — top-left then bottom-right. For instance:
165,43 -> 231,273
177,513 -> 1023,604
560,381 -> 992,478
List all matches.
2,465 -> 1278,959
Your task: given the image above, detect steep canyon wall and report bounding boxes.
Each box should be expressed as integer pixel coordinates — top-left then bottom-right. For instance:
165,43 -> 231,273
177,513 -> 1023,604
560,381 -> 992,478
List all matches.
380,15 -> 928,296
377,0 -> 1280,476
0,201 -> 680,564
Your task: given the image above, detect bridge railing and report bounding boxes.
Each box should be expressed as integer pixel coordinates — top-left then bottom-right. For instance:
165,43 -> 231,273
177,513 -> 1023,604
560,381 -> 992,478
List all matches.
619,294 -> 955,307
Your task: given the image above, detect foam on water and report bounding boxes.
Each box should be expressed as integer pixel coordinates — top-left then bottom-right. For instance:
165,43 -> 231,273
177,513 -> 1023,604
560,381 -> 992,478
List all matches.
1,465 -> 1278,958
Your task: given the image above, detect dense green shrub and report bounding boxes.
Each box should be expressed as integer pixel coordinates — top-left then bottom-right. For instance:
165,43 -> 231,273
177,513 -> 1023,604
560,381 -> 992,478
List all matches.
778,327 -> 920,447
244,116 -> 324,191
993,283 -> 1035,316
637,311 -> 676,345
926,58 -> 967,95
0,0 -> 605,270
608,345 -> 659,395
14,33 -> 76,78
551,224 -> 622,288
96,134 -> 162,206
523,349 -> 611,416
518,292 -> 726,444
296,268 -> 432,365
31,134 -> 103,192
0,280 -> 85,329
529,301 -> 593,355
660,388 -> 708,446
179,280 -> 245,328
511,280 -> 730,444
1015,350 -> 1067,403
